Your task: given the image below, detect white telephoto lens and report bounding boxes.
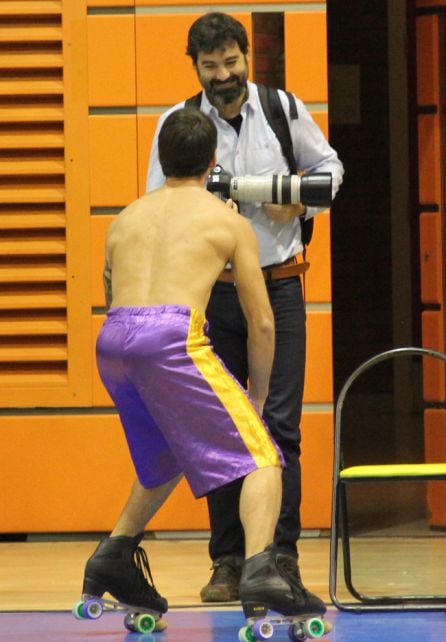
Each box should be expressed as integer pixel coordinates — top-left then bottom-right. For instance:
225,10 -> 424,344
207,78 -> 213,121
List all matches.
230,176 -> 273,203
230,175 -> 302,204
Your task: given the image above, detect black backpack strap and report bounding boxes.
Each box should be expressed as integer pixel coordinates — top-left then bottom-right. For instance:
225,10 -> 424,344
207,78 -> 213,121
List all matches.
257,84 -> 313,246
184,92 -> 203,109
257,84 -> 298,174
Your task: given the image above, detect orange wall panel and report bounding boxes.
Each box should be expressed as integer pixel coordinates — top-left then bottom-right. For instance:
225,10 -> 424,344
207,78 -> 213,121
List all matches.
137,113 -> 159,196
92,314 -> 113,406
419,212 -> 444,304
300,411 -> 333,528
135,14 -> 205,106
285,13 -> 327,103
135,14 -> 252,106
422,310 -> 446,402
311,110 -> 328,138
91,215 -> 115,307
418,114 -> 442,204
148,478 -> 209,531
296,112 -> 331,302
0,414 -> 133,532
89,115 -> 138,207
87,15 -> 136,107
305,212 -> 331,303
304,310 -> 333,403
89,0 -> 133,6
0,414 -> 209,532
416,15 -> 440,105
424,408 -> 446,526
136,0 -> 323,4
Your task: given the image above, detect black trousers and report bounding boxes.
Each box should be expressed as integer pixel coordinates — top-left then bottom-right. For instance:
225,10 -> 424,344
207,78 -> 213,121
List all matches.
205,276 -> 306,559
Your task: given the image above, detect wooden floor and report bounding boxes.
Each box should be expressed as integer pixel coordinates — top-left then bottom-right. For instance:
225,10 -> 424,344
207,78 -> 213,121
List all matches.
0,536 -> 331,610
1,533 -> 445,611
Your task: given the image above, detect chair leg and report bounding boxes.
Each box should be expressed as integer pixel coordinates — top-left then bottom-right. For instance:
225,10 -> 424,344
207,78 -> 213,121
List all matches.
339,482 -> 446,610
329,482 -> 341,607
340,483 -> 361,600
330,481 -> 366,610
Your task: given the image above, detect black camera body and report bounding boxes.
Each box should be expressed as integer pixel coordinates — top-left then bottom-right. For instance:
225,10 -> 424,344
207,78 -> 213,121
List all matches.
206,165 -> 332,207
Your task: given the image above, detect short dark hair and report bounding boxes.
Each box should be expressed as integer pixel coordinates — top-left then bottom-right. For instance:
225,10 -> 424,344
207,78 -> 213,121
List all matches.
158,107 -> 217,178
186,12 -> 249,64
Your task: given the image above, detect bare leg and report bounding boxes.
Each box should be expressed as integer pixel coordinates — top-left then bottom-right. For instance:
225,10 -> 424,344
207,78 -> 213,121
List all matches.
239,466 -> 282,558
111,474 -> 183,537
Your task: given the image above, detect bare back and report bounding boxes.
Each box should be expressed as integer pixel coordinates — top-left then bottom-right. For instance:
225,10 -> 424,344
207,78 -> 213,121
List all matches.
106,184 -> 249,314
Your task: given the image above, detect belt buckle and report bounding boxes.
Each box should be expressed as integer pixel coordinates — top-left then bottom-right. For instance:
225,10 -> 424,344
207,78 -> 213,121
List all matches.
264,267 -> 273,283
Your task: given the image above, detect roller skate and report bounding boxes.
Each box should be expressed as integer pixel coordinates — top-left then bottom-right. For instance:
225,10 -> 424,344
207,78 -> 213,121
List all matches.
238,546 -> 332,641
72,533 -> 168,633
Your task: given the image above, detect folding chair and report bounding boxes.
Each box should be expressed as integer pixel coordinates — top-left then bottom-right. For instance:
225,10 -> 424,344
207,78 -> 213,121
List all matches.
329,347 -> 446,611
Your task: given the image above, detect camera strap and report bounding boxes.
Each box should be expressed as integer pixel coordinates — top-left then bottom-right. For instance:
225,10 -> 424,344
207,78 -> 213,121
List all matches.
184,92 -> 202,109
257,84 -> 314,249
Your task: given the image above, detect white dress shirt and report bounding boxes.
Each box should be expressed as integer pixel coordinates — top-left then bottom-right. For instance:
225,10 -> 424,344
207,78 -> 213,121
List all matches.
146,81 -> 344,267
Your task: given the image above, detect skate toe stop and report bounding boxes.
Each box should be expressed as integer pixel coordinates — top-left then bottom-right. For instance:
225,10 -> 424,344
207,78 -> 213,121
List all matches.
154,617 -> 168,632
324,620 -> 333,633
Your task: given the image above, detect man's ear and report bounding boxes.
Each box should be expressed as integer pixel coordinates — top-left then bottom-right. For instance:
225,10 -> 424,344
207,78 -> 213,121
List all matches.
209,152 -> 217,170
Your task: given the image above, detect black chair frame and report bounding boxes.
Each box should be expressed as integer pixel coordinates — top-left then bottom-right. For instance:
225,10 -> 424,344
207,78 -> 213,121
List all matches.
329,347 -> 446,612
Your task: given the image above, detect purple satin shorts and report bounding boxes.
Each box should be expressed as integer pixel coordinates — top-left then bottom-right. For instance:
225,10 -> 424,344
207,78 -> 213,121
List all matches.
96,305 -> 283,498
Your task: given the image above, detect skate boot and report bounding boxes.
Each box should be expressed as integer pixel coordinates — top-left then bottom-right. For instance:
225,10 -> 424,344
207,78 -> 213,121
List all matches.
82,533 -> 167,615
200,555 -> 243,602
239,546 -> 326,618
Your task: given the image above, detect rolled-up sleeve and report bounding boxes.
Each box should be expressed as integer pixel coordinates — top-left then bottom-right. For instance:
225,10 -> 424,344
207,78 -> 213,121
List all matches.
290,96 -> 344,218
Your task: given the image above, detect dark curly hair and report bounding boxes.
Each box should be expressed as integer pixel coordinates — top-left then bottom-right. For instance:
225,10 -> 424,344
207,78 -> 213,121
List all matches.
186,12 -> 249,63
158,107 -> 217,178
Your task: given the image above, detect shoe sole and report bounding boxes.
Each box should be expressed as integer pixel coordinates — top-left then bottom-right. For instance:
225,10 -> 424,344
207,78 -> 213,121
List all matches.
200,587 -> 239,603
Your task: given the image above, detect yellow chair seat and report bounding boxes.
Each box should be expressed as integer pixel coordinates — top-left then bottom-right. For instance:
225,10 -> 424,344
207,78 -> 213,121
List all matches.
340,462 -> 446,480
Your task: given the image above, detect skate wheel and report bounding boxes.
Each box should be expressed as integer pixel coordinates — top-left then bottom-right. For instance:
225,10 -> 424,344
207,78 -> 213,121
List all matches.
82,598 -> 103,620
124,613 -> 136,632
252,619 -> 274,640
238,625 -> 257,642
303,617 -> 325,639
288,623 -> 305,642
72,601 -> 86,620
124,612 -> 156,633
134,613 -> 156,633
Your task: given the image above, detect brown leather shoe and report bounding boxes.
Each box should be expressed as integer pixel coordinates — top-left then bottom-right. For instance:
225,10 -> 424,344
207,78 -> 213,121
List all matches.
200,555 -> 243,602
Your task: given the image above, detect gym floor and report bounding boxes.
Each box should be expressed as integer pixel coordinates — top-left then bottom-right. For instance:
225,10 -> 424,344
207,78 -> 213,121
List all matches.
1,608 -> 446,642
1,536 -> 445,642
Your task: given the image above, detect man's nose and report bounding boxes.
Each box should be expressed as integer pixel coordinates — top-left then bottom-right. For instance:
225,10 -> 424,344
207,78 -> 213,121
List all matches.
215,66 -> 231,82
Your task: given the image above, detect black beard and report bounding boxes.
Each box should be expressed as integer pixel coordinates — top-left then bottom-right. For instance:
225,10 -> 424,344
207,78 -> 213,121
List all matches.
204,76 -> 247,106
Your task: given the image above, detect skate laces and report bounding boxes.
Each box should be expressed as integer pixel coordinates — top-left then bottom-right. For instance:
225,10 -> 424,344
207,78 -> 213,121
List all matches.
276,555 -> 307,595
133,546 -> 161,596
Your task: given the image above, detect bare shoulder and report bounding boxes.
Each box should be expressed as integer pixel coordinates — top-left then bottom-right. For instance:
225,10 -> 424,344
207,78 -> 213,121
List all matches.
108,194 -> 152,232
232,212 -> 257,244
202,193 -> 248,228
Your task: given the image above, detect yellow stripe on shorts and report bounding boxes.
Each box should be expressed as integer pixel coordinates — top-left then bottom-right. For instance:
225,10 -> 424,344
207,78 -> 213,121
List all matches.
186,308 -> 281,468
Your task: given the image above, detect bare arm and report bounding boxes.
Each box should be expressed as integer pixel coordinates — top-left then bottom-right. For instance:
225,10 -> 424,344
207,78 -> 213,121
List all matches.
103,225 -> 115,311
103,260 -> 112,311
231,219 -> 275,414
263,202 -> 306,222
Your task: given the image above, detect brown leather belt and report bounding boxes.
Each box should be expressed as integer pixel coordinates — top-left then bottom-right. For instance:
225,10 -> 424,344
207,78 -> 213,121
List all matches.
217,254 -> 310,284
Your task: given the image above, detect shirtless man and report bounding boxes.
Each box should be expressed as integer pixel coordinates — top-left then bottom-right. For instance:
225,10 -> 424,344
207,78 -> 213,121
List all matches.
80,108 -> 326,627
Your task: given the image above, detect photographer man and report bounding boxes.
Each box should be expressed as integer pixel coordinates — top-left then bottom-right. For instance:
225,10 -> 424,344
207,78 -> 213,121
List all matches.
147,12 -> 344,609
